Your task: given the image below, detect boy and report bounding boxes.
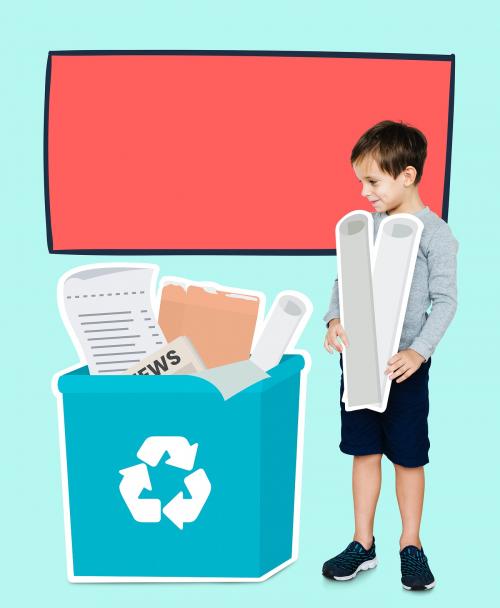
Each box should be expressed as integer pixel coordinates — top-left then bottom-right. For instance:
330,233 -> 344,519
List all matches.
322,120 -> 458,590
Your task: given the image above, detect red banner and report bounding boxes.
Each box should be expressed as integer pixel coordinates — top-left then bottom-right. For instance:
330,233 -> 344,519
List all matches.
45,52 -> 454,253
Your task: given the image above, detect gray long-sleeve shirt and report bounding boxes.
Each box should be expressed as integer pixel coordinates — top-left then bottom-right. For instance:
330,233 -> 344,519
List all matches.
323,206 -> 459,362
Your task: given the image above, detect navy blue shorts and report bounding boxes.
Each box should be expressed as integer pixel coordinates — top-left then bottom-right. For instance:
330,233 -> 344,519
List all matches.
338,354 -> 432,467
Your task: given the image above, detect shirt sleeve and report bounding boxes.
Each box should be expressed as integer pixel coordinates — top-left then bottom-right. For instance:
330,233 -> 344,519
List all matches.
408,223 -> 459,361
323,276 -> 340,327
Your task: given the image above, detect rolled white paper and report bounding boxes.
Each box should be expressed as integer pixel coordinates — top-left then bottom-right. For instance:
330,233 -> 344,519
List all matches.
372,214 -> 423,412
338,212 -> 423,412
337,211 -> 381,410
250,294 -> 308,371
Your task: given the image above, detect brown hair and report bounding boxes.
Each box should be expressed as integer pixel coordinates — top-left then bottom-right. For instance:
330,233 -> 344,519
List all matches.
351,120 -> 428,185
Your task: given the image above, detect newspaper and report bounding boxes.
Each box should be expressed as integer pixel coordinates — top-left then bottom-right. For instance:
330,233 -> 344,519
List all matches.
125,336 -> 206,375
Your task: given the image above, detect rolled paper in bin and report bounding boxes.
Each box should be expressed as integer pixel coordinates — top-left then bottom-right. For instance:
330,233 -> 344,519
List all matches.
250,294 -> 307,371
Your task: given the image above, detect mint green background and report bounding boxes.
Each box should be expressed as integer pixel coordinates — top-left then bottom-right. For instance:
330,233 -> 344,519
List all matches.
2,1 -> 499,606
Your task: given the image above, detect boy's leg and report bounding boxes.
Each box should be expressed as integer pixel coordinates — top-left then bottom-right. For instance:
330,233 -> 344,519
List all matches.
395,464 -> 435,590
353,453 -> 382,549
394,463 -> 424,549
322,453 -> 380,581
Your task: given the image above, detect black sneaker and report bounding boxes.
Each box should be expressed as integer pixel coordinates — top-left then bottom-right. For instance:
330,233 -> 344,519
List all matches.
400,545 -> 436,590
322,538 -> 378,581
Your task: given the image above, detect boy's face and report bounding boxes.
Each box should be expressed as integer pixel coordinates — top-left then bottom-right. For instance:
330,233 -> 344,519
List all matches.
352,156 -> 410,214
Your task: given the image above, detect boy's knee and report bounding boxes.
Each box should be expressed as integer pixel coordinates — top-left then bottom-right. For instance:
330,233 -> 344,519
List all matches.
354,453 -> 382,464
393,462 -> 424,472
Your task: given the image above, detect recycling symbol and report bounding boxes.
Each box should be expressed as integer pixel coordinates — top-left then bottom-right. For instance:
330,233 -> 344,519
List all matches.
119,436 -> 211,529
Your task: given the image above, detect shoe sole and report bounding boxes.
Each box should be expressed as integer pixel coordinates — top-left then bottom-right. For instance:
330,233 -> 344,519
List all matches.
402,581 -> 436,591
323,557 -> 378,581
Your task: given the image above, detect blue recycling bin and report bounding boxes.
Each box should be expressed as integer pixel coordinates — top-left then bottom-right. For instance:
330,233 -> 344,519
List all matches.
55,354 -> 307,582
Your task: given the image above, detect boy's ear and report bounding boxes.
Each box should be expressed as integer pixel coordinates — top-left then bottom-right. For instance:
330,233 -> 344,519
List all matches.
403,165 -> 418,186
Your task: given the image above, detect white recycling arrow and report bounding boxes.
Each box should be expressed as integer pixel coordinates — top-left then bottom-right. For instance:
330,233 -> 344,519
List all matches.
118,463 -> 161,523
162,468 -> 211,530
137,435 -> 198,471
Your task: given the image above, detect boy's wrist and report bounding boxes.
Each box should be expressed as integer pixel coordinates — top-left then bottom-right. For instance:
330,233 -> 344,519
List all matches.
409,348 -> 426,363
408,338 -> 431,363
407,347 -> 427,364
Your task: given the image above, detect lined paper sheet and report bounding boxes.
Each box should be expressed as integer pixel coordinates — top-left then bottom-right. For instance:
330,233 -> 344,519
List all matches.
62,267 -> 166,375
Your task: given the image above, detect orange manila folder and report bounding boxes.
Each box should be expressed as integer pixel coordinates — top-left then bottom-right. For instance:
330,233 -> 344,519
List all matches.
158,283 -> 261,369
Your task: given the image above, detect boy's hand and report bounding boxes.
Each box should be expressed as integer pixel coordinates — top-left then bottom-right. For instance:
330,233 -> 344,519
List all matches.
385,349 -> 426,383
324,318 -> 349,354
